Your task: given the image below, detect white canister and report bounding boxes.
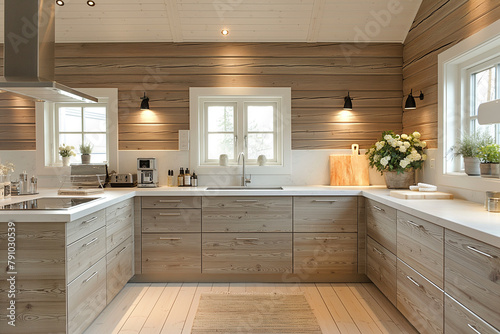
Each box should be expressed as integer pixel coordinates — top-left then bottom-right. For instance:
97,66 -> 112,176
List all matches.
219,154 -> 228,166
257,155 -> 267,166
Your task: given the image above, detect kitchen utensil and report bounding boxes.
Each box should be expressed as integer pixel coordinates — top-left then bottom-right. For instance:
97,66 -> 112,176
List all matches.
329,144 -> 370,186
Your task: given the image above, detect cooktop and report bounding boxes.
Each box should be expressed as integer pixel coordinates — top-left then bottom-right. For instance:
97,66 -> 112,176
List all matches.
0,197 -> 100,210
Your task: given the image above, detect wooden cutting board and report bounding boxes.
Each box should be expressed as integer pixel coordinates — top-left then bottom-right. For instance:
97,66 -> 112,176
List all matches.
330,144 -> 370,186
390,190 -> 453,199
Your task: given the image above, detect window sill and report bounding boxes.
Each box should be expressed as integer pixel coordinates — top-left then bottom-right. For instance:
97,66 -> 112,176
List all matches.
195,165 -> 291,175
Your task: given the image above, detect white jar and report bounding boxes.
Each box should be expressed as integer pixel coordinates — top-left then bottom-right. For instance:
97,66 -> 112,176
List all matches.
219,154 -> 228,166
257,155 -> 267,166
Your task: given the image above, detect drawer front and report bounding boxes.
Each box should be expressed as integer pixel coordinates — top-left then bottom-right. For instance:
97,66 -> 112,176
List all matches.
366,199 -> 397,253
107,237 -> 134,303
67,257 -> 107,334
106,198 -> 134,223
367,236 -> 397,306
67,227 -> 106,283
142,233 -> 201,273
202,233 -> 292,274
445,295 -> 500,334
142,196 -> 201,209
66,209 -> 105,245
397,259 -> 444,334
293,196 -> 358,233
294,233 -> 357,275
142,208 -> 201,233
445,230 -> 500,330
397,211 -> 444,288
106,205 -> 134,253
202,197 -> 292,232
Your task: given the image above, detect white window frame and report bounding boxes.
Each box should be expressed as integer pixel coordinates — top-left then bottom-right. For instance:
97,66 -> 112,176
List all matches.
438,19 -> 500,191
36,88 -> 118,175
190,87 -> 292,175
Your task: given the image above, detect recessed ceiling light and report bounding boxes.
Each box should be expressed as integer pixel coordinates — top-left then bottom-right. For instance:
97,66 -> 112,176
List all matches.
87,0 -> 95,6
221,29 -> 229,36
56,0 -> 64,6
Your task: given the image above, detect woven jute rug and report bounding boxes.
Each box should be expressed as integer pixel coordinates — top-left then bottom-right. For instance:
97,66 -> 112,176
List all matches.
191,293 -> 322,334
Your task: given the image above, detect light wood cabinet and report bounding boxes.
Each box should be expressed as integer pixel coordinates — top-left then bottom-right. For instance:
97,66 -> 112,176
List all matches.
445,295 -> 500,334
142,208 -> 201,232
202,233 -> 292,274
293,196 -> 357,233
294,232 -> 357,275
106,199 -> 134,253
66,209 -> 105,245
66,226 -> 106,283
202,196 -> 292,232
142,233 -> 201,273
397,211 -> 444,289
142,196 -> 201,209
366,198 -> 397,254
106,236 -> 134,303
445,230 -> 500,331
367,236 -> 397,305
397,259 -> 444,334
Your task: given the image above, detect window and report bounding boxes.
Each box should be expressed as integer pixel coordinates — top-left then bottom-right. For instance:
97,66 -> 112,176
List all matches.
190,87 -> 291,175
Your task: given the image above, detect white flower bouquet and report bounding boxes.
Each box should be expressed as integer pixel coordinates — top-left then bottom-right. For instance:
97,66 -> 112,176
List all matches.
366,130 -> 427,174
0,162 -> 14,175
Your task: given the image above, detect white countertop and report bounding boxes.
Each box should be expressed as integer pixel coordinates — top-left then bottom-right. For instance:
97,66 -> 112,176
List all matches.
1,186 -> 499,247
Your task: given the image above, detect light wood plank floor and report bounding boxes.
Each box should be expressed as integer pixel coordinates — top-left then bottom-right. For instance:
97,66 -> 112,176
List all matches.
84,283 -> 418,334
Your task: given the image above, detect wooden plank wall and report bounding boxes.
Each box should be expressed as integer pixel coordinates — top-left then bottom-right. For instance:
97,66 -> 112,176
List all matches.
0,42 -> 403,150
402,0 -> 500,148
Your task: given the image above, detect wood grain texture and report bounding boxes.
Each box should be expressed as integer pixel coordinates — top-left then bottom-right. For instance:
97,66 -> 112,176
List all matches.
0,42 -> 403,150
106,237 -> 134,304
66,227 -> 106,283
105,200 -> 134,253
134,196 -> 142,275
329,154 -> 370,186
357,197 -> 366,275
142,208 -> 201,233
66,209 -> 106,245
444,229 -> 500,330
365,199 -> 397,254
142,196 -> 201,209
366,236 -> 397,306
402,0 -> 500,147
444,295 -> 500,334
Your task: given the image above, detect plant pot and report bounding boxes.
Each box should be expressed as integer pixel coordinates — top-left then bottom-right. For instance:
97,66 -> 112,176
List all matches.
81,154 -> 91,164
62,156 -> 71,167
480,163 -> 500,178
463,157 -> 481,176
384,170 -> 415,189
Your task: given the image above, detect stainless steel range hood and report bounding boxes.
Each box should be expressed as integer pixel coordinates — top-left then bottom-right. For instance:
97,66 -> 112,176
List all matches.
0,0 -> 98,103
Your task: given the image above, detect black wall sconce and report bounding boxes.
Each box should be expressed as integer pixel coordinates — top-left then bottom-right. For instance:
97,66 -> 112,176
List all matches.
404,89 -> 424,110
140,92 -> 150,111
343,92 -> 353,110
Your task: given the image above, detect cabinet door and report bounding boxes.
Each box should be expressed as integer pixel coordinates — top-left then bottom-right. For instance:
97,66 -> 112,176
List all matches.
106,200 -> 134,253
445,230 -> 500,331
142,208 -> 201,233
202,233 -> 292,274
66,209 -> 105,245
202,197 -> 292,232
294,233 -> 357,275
445,295 -> 500,334
367,236 -> 397,305
106,237 -> 134,303
397,259 -> 443,334
293,196 -> 358,233
67,227 -> 106,283
142,196 -> 201,209
142,233 -> 201,273
397,211 -> 444,289
366,199 -> 397,253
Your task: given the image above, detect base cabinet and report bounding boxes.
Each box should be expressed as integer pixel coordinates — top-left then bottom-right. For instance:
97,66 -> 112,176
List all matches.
445,295 -> 500,334
366,236 -> 397,305
106,237 -> 134,302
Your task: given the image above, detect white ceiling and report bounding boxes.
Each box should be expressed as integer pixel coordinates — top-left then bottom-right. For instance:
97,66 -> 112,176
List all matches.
0,0 -> 422,43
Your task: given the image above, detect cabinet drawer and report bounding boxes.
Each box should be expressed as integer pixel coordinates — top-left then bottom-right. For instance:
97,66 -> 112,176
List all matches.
397,211 -> 444,288
202,197 -> 292,232
366,199 -> 396,253
142,208 -> 201,233
67,257 -> 106,334
67,227 -> 106,283
445,230 -> 500,330
397,259 -> 443,334
142,233 -> 201,273
367,236 -> 397,305
294,233 -> 357,275
293,197 -> 358,233
202,233 -> 292,274
66,209 -> 105,245
106,205 -> 134,253
106,198 -> 134,223
142,196 -> 201,209
445,295 -> 500,334
107,237 -> 134,303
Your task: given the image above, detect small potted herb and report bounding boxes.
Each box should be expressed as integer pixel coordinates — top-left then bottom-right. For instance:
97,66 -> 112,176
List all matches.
477,143 -> 500,178
79,142 -> 93,164
452,131 -> 493,176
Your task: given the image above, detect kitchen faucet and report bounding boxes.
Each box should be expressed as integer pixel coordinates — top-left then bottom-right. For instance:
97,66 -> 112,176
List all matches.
237,152 -> 251,186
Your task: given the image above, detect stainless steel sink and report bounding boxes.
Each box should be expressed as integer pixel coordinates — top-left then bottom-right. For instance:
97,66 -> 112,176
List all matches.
205,186 -> 284,190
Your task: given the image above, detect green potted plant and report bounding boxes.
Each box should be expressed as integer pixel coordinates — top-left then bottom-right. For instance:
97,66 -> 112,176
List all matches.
59,144 -> 76,166
451,131 -> 493,176
366,130 -> 427,188
79,142 -> 93,164
477,143 -> 500,178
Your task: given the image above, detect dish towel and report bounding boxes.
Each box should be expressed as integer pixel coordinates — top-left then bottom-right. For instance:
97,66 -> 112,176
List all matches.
409,183 -> 437,192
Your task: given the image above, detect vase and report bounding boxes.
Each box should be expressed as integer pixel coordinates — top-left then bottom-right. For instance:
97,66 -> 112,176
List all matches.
1,174 -> 11,198
81,154 -> 91,164
463,157 -> 480,176
480,163 -> 500,178
384,170 -> 415,189
62,156 -> 71,166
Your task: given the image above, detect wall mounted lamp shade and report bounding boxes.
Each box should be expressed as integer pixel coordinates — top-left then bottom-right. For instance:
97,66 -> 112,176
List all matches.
56,0 -> 64,6
343,92 -> 353,110
404,89 -> 424,110
140,93 -> 150,111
